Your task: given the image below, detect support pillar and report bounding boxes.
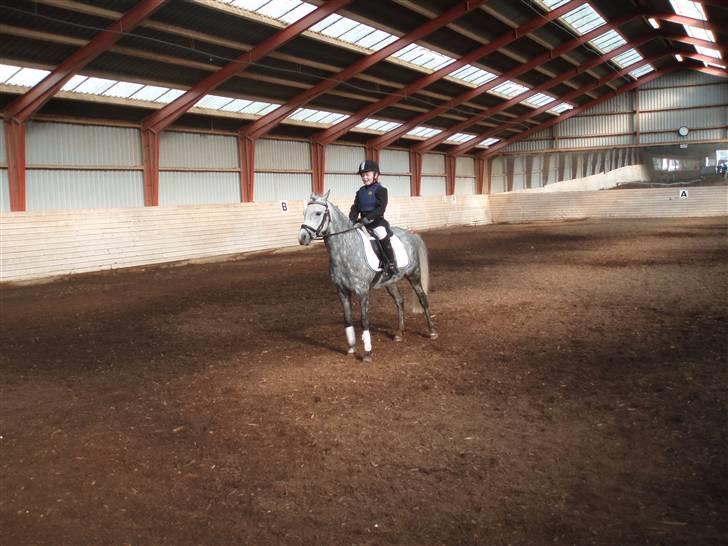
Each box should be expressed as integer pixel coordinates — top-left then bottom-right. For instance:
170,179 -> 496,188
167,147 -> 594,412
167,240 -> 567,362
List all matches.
445,154 -> 456,195
311,141 -> 325,195
239,135 -> 255,202
4,119 -> 26,211
409,150 -> 422,197
475,157 -> 485,194
366,145 -> 379,165
141,128 -> 160,206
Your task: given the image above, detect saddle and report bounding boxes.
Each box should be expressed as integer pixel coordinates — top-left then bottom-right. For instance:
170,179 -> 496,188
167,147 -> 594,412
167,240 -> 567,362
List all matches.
356,227 -> 409,272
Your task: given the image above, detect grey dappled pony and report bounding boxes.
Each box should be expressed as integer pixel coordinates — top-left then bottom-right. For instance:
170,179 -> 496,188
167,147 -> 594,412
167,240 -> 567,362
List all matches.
298,191 -> 437,362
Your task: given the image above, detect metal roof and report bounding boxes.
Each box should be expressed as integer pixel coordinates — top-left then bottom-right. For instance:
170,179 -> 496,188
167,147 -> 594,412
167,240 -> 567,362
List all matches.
0,0 -> 725,153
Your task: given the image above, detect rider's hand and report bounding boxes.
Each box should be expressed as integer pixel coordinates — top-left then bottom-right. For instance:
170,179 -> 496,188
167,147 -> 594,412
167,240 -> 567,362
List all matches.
362,217 -> 373,225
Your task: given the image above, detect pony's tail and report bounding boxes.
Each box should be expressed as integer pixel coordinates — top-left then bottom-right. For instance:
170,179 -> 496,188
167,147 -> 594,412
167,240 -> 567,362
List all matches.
411,235 -> 429,314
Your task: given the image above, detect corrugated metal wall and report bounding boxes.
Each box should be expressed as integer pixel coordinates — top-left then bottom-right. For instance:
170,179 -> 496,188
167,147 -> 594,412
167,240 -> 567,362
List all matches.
421,176 -> 446,196
380,149 -> 410,173
455,157 -> 476,195
1,170 -> 9,213
500,70 -> 727,154
256,138 -> 311,170
325,144 -> 364,172
326,173 -> 361,199
158,172 -> 240,206
160,132 -> 238,168
26,170 -> 144,211
27,122 -> 141,165
385,175 -> 412,197
254,172 -> 312,202
423,153 -> 445,175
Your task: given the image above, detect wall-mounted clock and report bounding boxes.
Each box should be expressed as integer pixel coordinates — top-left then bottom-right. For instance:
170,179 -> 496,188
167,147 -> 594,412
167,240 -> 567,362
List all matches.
678,126 -> 689,137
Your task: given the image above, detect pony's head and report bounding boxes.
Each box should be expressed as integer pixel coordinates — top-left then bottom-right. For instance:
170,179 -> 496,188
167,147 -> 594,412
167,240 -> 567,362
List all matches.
298,190 -> 331,246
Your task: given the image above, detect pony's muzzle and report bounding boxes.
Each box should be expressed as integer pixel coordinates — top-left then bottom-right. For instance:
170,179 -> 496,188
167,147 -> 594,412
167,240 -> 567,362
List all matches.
298,229 -> 312,245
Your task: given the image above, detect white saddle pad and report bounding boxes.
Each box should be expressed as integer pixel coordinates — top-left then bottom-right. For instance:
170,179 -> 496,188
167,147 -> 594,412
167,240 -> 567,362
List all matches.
356,228 -> 410,272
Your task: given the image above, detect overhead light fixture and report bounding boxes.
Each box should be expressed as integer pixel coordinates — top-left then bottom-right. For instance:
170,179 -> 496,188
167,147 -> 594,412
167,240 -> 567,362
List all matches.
675,54 -> 683,62
648,17 -> 660,29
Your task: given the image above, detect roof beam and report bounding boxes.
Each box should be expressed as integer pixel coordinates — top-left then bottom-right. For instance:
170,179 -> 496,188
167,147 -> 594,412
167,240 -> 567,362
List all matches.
311,0 -> 588,146
142,0 -> 352,133
367,2 -> 621,151
413,13 -> 639,154
3,0 -> 169,123
238,0 -> 491,140
480,66 -> 678,159
679,52 -> 727,66
452,53 -> 668,157
445,32 -> 709,156
653,13 -> 727,34
687,66 -> 728,79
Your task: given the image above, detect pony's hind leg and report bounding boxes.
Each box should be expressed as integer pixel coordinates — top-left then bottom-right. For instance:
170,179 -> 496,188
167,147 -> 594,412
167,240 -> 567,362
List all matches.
407,277 -> 438,340
386,284 -> 405,342
336,287 -> 356,356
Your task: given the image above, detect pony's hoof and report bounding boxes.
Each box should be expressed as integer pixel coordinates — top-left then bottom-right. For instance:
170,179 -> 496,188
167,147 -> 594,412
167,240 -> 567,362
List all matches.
347,347 -> 356,356
362,353 -> 372,363
429,331 -> 439,340
393,334 -> 403,342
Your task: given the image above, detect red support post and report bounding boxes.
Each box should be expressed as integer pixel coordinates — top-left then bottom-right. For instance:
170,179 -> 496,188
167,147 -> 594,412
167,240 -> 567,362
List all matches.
4,119 -> 26,212
239,136 -> 255,203
311,141 -> 326,195
409,150 -> 423,197
445,155 -> 456,195
141,128 -> 160,206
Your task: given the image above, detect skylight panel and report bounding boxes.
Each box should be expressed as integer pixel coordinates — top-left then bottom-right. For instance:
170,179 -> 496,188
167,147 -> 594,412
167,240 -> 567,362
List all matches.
318,17 -> 360,39
256,0 -> 303,19
241,101 -> 279,115
445,133 -> 476,144
7,67 -> 49,87
492,81 -> 528,97
68,76 -> 116,95
522,93 -> 555,108
392,45 -> 454,71
278,2 -> 316,23
154,89 -> 185,103
630,65 -> 654,78
195,94 -> 236,110
318,112 -> 348,124
541,0 -> 570,8
669,0 -> 706,20
102,81 -> 144,98
130,85 -> 171,102
406,126 -> 441,138
449,65 -> 497,87
0,64 -> 22,83
229,0 -> 270,10
561,4 -> 606,34
338,24 -> 377,44
355,29 -> 395,50
60,75 -> 88,92
367,34 -> 399,52
612,49 -> 642,67
479,137 -> 500,147
220,98 -> 253,112
549,102 -> 574,114
356,118 -> 401,132
590,29 -> 626,53
309,14 -> 342,33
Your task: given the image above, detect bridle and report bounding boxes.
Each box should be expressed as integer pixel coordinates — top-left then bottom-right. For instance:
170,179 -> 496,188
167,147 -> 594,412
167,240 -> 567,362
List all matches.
300,199 -> 363,240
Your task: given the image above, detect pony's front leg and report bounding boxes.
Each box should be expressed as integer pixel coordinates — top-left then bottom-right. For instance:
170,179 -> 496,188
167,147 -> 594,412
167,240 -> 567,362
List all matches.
336,287 -> 356,356
386,284 -> 405,342
357,292 -> 373,362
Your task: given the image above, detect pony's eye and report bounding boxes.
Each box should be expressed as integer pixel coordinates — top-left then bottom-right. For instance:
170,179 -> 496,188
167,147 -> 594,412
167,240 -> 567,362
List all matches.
315,212 -> 322,216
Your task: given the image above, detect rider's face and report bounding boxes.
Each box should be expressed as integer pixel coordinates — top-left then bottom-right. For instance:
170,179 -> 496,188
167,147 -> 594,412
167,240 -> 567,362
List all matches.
360,171 -> 377,185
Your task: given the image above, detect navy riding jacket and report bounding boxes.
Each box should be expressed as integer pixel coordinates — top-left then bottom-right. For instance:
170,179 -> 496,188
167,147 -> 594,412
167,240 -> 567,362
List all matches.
349,182 -> 389,223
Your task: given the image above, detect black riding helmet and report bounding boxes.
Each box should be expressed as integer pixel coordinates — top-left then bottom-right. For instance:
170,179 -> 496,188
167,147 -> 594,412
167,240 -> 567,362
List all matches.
357,159 -> 380,175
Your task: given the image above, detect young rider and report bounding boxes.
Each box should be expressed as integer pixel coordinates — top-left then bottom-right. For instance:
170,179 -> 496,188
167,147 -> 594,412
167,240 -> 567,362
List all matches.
349,159 -> 398,277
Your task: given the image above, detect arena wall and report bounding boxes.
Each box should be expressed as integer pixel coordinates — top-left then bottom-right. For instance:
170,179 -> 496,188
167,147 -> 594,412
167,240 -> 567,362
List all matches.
2,188 -> 726,283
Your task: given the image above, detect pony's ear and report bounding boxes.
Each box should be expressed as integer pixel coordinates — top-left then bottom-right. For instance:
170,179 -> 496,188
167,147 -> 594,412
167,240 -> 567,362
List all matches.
323,189 -> 331,200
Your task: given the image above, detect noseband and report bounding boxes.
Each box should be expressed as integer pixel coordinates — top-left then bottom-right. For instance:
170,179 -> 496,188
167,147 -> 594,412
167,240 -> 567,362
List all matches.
300,200 -> 331,240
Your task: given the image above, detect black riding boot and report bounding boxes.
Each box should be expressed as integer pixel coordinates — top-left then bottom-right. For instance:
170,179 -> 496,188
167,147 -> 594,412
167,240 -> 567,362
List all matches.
380,236 -> 398,276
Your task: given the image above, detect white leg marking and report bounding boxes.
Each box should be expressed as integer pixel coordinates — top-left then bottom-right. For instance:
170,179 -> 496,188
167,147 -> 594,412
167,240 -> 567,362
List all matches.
362,330 -> 372,352
345,326 -> 356,347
